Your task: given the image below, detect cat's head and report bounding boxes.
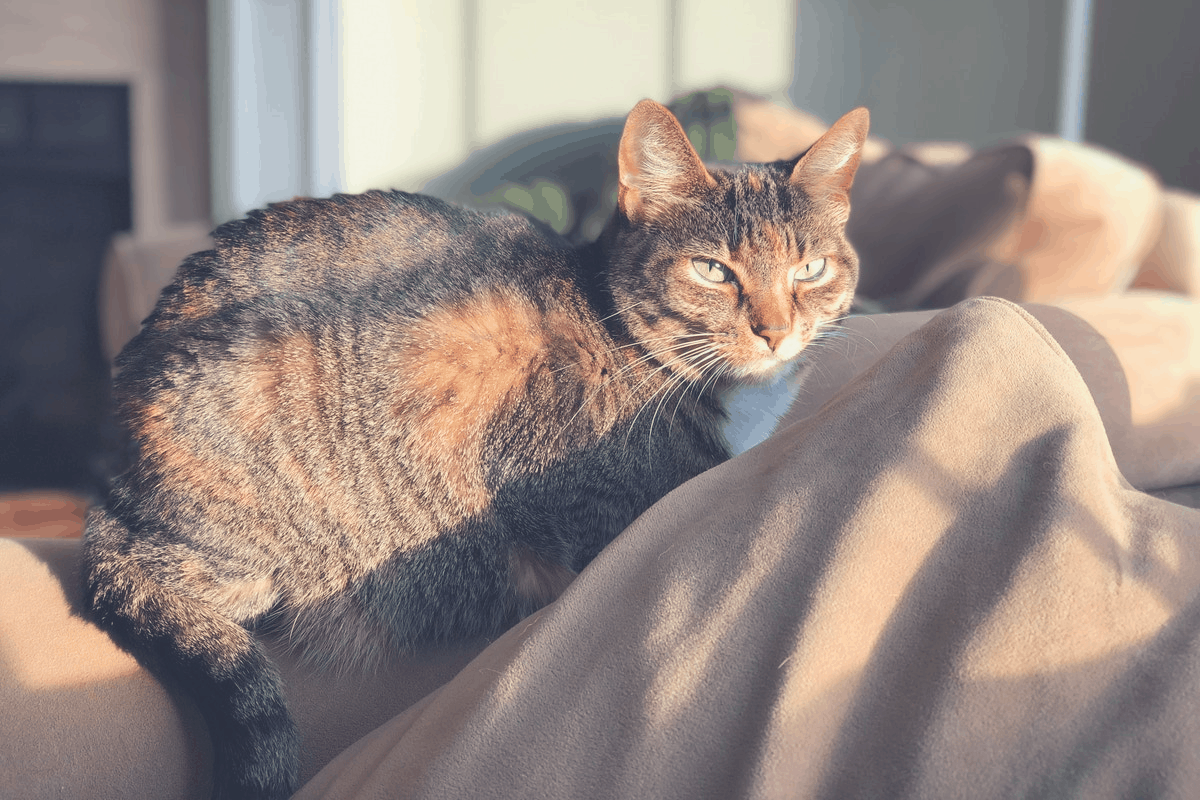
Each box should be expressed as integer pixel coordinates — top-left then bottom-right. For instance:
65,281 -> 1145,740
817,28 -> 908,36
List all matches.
603,99 -> 868,384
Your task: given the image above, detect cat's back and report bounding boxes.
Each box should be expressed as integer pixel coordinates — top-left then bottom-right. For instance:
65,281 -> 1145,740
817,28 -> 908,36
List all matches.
140,189 -> 572,334
109,189 -> 637,556
118,189 -> 602,460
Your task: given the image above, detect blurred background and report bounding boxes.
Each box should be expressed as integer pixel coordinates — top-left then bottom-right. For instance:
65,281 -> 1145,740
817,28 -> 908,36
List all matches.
0,0 -> 1197,494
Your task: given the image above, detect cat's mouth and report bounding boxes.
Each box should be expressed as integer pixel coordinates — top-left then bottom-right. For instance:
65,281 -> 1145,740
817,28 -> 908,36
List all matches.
639,326 -> 812,386
656,334 -> 803,385
738,354 -> 796,383
732,330 -> 817,382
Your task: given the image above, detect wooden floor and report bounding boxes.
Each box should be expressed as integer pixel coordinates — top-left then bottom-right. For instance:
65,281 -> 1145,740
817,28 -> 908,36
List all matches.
0,492 -> 87,538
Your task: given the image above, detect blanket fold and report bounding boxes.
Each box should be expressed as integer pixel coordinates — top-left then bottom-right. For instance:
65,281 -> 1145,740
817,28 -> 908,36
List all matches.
296,298 -> 1200,800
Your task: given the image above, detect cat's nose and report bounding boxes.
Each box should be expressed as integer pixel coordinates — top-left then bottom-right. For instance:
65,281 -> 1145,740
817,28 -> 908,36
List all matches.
754,326 -> 788,352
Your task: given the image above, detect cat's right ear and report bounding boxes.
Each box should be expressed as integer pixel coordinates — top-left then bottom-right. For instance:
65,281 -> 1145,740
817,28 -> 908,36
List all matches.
618,99 -> 717,224
789,107 -> 870,216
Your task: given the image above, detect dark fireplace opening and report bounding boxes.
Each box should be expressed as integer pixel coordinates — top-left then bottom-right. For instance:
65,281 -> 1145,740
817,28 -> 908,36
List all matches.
0,81 -> 131,495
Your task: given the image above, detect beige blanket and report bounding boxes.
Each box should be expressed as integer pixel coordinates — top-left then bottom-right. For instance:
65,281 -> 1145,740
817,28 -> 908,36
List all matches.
293,297 -> 1200,799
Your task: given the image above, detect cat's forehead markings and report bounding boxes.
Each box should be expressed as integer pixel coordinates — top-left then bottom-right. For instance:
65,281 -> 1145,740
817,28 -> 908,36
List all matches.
728,221 -> 795,270
745,171 -> 764,192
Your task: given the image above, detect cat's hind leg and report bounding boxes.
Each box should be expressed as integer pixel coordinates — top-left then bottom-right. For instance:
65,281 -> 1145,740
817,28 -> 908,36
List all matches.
81,504 -> 299,800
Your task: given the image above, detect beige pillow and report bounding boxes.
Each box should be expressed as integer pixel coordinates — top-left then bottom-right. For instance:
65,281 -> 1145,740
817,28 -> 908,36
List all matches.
1134,187 -> 1200,300
848,142 -> 1033,309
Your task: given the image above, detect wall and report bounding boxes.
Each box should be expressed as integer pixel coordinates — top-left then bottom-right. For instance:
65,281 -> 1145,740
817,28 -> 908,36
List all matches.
208,0 -> 796,218
790,0 -> 1066,147
0,0 -> 211,234
339,0 -> 794,195
1085,0 -> 1200,192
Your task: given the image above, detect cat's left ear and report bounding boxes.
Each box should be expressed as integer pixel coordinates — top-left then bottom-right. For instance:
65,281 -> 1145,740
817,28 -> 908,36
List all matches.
790,107 -> 870,209
618,99 -> 717,224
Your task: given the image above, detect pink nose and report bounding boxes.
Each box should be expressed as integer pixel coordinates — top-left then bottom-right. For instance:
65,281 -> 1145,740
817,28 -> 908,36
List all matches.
754,326 -> 788,351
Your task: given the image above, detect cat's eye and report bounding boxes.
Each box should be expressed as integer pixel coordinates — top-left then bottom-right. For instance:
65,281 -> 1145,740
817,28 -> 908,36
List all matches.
794,258 -> 827,283
692,258 -> 733,283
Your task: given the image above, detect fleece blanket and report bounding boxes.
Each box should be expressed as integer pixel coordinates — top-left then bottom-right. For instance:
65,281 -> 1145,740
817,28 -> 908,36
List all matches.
292,297 -> 1200,800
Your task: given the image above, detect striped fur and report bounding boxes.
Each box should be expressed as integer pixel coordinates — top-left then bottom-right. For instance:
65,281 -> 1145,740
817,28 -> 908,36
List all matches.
82,100 -> 868,798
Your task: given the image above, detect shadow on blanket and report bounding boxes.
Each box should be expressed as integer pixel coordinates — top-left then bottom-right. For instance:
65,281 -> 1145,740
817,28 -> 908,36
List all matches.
295,297 -> 1200,800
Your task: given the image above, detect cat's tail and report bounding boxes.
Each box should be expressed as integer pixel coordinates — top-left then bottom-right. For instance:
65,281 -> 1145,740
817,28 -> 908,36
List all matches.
81,504 -> 299,800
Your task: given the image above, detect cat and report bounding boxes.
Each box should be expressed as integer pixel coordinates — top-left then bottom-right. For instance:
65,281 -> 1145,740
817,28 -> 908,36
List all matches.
82,99 -> 868,799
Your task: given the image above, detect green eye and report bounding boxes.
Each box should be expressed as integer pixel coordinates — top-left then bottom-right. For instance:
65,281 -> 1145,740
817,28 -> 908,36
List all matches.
794,258 -> 827,283
692,258 -> 732,283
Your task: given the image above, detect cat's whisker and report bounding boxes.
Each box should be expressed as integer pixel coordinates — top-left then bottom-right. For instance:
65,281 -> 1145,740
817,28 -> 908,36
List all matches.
686,359 -> 734,421
286,604 -> 304,649
550,333 -> 714,374
611,339 -> 713,388
698,361 -> 734,424
602,334 -> 716,368
818,323 -> 856,338
804,324 -> 875,364
681,347 -> 727,384
559,338 -> 714,443
648,348 -> 720,443
696,357 -> 731,407
620,331 -> 716,346
805,334 -> 847,350
595,298 -> 649,324
824,322 -> 882,358
620,343 -> 715,451
818,315 -> 877,345
624,345 -> 711,411
637,341 -> 725,443
644,365 -> 701,452
664,349 -> 727,433
710,362 -> 734,398
556,336 -> 712,422
605,332 -> 716,357
598,344 -> 709,406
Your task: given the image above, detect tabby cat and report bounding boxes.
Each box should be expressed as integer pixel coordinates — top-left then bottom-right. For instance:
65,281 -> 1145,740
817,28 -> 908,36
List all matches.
82,99 -> 868,799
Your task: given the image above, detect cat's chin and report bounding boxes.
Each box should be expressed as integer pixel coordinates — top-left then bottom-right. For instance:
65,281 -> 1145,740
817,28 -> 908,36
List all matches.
735,356 -> 801,386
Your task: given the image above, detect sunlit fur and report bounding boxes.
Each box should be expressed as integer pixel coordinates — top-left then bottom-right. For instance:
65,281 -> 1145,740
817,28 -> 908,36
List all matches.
81,100 -> 868,800
603,161 -> 859,385
603,101 -> 868,391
